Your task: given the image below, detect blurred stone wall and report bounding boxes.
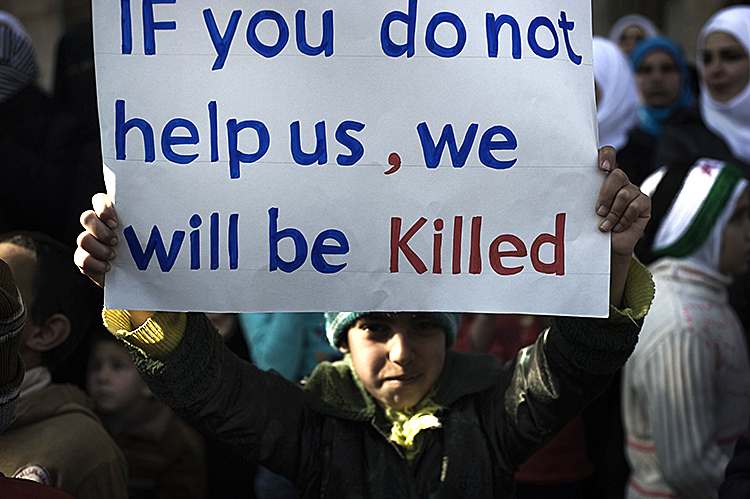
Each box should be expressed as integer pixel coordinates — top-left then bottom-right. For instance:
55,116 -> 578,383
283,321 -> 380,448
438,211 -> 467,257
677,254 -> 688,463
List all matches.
0,0 -> 747,95
593,0 -> 747,63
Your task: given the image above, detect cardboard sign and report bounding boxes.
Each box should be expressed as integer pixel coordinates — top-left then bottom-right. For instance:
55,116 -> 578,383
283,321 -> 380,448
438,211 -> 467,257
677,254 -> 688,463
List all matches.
93,0 -> 609,316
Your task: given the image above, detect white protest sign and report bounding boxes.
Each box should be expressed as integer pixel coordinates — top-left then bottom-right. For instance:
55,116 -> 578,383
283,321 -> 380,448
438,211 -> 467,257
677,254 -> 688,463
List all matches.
93,0 -> 609,316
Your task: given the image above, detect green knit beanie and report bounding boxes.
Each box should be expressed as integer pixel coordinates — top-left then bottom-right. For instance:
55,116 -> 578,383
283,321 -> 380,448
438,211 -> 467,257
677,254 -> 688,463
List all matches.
325,312 -> 460,348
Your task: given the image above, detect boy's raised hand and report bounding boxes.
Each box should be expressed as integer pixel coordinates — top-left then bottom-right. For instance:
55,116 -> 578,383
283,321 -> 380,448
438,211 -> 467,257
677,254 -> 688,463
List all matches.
74,193 -> 119,289
595,146 -> 651,307
595,147 -> 651,257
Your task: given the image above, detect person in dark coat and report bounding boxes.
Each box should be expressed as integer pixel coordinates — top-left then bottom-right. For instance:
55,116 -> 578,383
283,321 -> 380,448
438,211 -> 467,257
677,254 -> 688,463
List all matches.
0,12 -> 103,245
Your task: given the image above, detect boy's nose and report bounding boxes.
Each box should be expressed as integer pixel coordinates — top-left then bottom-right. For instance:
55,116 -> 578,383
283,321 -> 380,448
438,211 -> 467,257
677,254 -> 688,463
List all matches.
389,332 -> 415,365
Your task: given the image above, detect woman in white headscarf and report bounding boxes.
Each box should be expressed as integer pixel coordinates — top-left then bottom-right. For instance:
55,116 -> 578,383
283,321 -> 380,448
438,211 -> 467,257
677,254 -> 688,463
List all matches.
698,6 -> 750,168
608,14 -> 661,57
654,6 -> 750,176
593,37 -> 640,152
623,158 -> 750,499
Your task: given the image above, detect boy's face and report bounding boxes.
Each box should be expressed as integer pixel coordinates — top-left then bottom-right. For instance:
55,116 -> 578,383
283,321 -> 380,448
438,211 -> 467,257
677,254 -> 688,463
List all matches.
340,313 -> 446,410
86,340 -> 152,415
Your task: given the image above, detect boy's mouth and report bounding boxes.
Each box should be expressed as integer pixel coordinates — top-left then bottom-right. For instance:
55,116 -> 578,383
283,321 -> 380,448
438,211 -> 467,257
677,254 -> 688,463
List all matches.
384,373 -> 421,385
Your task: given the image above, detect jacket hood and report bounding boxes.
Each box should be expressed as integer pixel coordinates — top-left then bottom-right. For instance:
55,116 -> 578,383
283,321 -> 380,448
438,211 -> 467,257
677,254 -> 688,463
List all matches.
303,350 -> 505,421
9,383 -> 100,430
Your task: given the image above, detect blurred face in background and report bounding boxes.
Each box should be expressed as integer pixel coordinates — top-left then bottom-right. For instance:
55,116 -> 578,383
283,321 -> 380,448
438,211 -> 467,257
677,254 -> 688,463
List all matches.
87,339 -> 152,416
636,50 -> 682,107
720,188 -> 750,276
702,31 -> 750,103
618,25 -> 647,55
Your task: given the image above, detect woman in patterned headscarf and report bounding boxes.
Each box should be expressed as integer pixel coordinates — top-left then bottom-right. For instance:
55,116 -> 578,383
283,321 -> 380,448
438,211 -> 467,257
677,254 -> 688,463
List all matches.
0,11 -> 105,244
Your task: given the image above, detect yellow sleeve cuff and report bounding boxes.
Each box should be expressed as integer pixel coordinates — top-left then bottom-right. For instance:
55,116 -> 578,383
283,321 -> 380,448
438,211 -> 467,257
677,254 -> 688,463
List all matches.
608,258 -> 655,324
102,309 -> 187,360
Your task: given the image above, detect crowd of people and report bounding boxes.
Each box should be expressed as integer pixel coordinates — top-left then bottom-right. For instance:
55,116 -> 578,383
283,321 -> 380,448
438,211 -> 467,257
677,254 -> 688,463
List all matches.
1,3 -> 750,499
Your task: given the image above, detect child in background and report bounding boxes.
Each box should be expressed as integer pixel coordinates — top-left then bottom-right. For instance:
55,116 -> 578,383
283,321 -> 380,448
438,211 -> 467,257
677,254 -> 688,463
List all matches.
624,158 -> 750,498
86,330 -> 206,499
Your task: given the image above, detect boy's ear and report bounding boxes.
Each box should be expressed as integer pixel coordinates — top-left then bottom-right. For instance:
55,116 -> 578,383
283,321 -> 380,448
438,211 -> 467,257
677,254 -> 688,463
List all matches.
25,313 -> 71,353
338,339 -> 350,355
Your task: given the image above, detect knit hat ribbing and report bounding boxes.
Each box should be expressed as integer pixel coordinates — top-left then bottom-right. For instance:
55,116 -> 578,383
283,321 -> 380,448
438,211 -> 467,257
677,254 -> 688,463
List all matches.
0,12 -> 38,104
325,312 -> 460,348
0,258 -> 24,335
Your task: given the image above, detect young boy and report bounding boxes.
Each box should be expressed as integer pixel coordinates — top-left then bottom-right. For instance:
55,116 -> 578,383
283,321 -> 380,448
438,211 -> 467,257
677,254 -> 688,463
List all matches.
75,149 -> 654,498
87,330 -> 206,499
0,232 -> 128,498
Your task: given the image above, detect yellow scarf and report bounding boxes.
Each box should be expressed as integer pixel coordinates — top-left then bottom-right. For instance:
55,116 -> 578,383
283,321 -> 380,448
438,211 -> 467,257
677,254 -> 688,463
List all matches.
383,396 -> 443,463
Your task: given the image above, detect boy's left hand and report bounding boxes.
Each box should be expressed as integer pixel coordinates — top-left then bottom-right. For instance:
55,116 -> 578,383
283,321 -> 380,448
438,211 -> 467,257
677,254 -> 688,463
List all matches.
595,147 -> 651,308
595,147 -> 651,259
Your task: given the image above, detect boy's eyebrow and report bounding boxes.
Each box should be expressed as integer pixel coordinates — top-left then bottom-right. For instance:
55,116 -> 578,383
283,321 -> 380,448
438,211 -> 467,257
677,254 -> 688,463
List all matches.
356,312 -> 440,321
355,312 -> 391,322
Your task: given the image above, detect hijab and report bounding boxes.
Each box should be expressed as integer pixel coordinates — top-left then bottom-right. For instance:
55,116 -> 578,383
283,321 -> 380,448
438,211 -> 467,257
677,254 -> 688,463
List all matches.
638,158 -> 748,272
593,37 -> 639,150
631,37 -> 694,138
608,14 -> 660,45
0,11 -> 38,104
697,6 -> 750,165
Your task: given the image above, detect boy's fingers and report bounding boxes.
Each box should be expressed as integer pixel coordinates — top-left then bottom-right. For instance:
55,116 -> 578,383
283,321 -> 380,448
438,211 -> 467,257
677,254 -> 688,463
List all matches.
92,193 -> 119,230
76,193 -> 119,288
73,239 -> 109,288
77,230 -> 116,262
598,146 -> 616,173
80,209 -> 118,246
599,186 -> 650,232
596,168 -> 630,216
610,192 -> 651,232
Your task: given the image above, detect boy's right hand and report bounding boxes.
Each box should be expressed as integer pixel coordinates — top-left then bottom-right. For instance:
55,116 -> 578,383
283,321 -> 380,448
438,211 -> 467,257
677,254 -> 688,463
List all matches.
74,193 -> 119,288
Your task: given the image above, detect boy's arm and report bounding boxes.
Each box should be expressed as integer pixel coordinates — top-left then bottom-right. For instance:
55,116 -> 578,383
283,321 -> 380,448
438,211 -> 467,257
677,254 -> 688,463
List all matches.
0,258 -> 25,433
497,149 -> 653,469
499,259 -> 653,471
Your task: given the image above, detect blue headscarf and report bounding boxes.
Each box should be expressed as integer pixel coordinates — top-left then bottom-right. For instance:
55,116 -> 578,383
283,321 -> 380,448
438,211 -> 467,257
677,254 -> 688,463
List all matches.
630,37 -> 694,138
